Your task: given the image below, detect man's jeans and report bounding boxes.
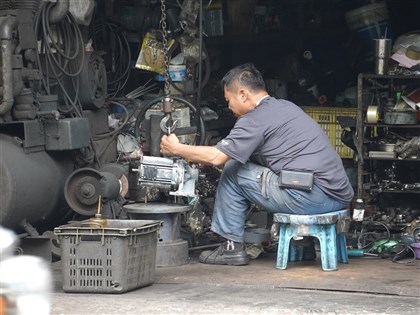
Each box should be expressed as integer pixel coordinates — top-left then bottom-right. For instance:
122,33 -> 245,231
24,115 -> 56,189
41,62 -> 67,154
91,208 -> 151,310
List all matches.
211,160 -> 348,243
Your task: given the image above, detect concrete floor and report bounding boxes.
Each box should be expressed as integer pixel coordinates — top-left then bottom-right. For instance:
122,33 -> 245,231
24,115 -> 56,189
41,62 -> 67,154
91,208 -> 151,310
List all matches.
50,251 -> 420,315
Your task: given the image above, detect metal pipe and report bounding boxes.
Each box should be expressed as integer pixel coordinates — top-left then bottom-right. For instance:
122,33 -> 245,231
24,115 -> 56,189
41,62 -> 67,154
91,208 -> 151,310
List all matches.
0,70 -> 24,97
49,0 -> 69,24
0,16 -> 18,116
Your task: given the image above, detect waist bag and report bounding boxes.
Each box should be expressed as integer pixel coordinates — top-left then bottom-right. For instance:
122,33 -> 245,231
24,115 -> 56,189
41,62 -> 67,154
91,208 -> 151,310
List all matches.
279,170 -> 314,191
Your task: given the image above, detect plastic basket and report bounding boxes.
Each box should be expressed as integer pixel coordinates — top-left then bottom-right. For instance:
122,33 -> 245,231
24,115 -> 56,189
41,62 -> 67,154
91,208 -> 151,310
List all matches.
54,219 -> 161,293
303,106 -> 357,159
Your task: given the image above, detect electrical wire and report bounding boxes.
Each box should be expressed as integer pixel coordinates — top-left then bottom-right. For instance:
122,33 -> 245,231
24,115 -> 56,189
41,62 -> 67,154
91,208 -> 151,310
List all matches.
34,1 -> 85,117
93,101 -> 130,140
385,243 -> 417,264
354,221 -> 417,263
89,21 -> 131,98
357,221 -> 390,250
95,101 -> 139,160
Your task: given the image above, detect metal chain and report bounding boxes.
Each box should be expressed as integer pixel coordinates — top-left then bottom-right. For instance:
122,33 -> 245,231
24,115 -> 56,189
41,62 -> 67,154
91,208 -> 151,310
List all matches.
160,0 -> 171,97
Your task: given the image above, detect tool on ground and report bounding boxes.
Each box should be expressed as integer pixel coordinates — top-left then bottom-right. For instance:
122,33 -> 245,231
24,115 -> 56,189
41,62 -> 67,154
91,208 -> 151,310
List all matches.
347,249 -> 378,257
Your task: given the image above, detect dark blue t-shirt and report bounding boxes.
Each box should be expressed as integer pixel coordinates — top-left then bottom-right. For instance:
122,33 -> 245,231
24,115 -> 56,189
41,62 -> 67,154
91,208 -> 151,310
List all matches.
215,97 -> 354,204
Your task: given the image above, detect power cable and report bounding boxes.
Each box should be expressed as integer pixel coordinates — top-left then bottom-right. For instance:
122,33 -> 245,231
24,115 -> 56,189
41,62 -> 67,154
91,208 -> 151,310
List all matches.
89,21 -> 131,98
34,1 -> 85,117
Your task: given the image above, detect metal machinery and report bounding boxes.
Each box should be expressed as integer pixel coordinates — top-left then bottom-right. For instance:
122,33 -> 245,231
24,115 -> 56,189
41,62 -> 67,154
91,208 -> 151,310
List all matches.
0,0 -> 208,258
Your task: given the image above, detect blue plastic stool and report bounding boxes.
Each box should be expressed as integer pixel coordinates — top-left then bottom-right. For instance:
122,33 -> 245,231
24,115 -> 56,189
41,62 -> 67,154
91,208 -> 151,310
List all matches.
274,209 -> 350,271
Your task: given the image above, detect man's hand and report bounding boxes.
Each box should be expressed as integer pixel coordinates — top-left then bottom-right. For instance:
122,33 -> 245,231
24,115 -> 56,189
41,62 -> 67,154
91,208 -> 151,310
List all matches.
160,133 -> 230,166
160,133 -> 180,156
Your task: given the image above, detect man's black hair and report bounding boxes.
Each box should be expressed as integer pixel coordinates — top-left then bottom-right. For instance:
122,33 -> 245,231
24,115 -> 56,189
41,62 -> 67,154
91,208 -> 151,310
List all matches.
221,63 -> 266,92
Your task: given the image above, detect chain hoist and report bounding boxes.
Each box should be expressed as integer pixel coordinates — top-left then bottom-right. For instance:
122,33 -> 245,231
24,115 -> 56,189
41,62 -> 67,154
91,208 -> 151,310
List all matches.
159,0 -> 177,135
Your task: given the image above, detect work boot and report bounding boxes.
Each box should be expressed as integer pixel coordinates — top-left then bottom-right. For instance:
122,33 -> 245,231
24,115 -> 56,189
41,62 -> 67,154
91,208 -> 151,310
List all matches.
199,240 -> 249,266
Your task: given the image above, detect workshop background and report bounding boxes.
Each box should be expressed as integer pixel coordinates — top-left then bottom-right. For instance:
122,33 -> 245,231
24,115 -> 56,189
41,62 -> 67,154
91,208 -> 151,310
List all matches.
0,0 -> 419,314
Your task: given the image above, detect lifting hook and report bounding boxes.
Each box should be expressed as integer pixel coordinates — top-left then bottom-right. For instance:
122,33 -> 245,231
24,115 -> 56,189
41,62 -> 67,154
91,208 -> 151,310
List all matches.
160,114 -> 178,135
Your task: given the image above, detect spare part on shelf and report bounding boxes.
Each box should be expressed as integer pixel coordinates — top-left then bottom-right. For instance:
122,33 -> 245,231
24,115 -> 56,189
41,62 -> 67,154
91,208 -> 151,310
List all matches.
356,73 -> 420,230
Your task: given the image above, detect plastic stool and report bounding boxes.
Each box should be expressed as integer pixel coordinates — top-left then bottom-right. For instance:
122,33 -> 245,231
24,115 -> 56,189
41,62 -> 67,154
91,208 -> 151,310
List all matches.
274,209 -> 350,271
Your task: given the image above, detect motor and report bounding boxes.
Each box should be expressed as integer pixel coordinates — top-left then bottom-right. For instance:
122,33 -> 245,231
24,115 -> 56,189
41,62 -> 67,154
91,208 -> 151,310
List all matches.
132,155 -> 198,198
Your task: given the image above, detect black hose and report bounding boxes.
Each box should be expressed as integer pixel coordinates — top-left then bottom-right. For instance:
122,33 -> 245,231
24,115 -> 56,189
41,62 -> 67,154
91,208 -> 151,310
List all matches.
89,21 -> 131,98
34,1 -> 85,117
134,96 -> 206,146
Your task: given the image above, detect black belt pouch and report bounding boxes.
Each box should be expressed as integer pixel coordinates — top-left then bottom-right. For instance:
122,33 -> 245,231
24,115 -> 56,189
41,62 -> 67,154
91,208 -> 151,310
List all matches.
279,170 -> 314,191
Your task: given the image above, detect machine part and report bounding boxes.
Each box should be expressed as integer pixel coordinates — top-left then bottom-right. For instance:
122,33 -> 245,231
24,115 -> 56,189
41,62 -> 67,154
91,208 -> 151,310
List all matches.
37,94 -> 58,112
0,134 -> 74,230
134,95 -> 206,146
413,227 -> 420,243
132,156 -> 198,197
150,114 -> 163,156
186,200 -> 208,240
44,118 -> 91,151
48,0 -> 69,24
65,51 -> 107,109
384,109 -> 418,125
91,135 -> 118,167
64,166 -> 124,216
12,88 -> 36,120
162,97 -> 174,115
0,0 -> 41,14
128,162 -> 161,202
373,139 -> 396,152
100,163 -> 129,198
394,137 -> 420,159
0,15 -> 19,118
405,220 -> 420,243
82,108 -> 109,136
124,203 -> 191,267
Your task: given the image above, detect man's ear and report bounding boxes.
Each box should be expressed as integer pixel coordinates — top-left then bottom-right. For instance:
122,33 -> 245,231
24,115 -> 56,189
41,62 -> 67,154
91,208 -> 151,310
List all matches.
239,88 -> 247,101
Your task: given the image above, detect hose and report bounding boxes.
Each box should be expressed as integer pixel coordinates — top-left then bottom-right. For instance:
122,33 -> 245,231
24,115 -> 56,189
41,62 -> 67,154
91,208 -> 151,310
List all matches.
34,1 -> 85,117
89,21 -> 131,98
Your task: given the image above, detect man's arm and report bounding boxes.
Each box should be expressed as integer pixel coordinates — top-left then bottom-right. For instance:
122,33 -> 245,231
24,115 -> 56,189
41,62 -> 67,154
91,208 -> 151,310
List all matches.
160,134 -> 230,166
